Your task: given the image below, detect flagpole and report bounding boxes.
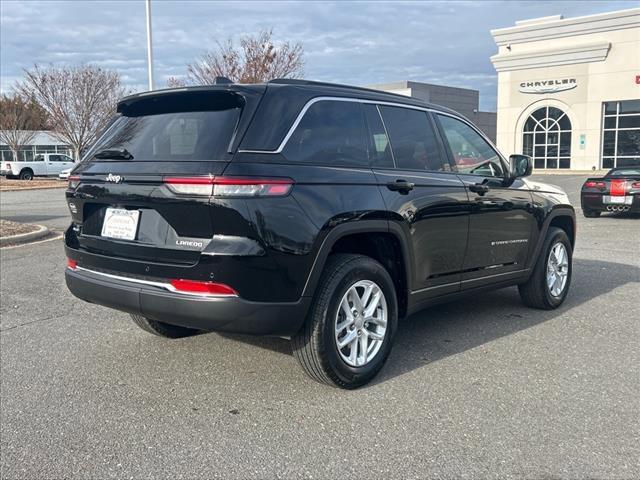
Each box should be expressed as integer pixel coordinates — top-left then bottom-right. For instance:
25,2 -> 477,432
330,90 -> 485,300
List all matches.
145,0 -> 155,90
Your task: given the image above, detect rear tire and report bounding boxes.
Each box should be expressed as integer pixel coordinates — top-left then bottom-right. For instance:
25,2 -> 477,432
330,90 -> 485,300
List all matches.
19,169 -> 33,181
518,227 -> 572,310
292,254 -> 398,389
130,314 -> 199,338
583,210 -> 600,218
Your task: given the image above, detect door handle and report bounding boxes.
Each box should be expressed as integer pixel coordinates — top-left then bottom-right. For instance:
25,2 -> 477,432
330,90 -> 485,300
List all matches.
386,180 -> 414,194
469,183 -> 490,195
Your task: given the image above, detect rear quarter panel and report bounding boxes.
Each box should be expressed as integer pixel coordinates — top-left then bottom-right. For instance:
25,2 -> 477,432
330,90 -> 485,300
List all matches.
228,154 -> 388,300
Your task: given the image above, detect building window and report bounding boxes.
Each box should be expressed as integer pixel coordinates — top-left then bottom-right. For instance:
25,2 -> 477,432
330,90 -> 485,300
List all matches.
602,100 -> 640,169
522,106 -> 571,169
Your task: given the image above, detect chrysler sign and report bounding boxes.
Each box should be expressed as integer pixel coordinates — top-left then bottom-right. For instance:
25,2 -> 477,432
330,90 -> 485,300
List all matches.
519,78 -> 577,94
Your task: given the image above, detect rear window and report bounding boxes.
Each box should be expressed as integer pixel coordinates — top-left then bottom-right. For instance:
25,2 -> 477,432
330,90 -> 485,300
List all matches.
607,168 -> 640,176
88,92 -> 243,161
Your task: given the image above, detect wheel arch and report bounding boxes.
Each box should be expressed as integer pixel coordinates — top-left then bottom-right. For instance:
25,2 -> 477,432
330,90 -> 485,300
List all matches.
302,221 -> 412,318
527,207 -> 576,270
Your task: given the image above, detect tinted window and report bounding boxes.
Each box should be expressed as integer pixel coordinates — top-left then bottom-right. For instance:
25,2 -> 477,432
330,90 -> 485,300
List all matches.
363,104 -> 393,168
437,114 -> 504,177
89,110 -> 240,161
379,106 -> 447,171
89,92 -> 243,161
283,101 -> 367,166
607,168 -> 640,176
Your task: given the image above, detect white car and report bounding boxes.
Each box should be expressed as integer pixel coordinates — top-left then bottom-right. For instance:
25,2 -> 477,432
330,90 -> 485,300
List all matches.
59,168 -> 72,180
1,153 -> 75,180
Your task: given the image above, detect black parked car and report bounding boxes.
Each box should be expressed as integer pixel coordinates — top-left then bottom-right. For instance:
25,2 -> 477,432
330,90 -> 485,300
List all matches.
581,167 -> 640,217
65,79 -> 576,388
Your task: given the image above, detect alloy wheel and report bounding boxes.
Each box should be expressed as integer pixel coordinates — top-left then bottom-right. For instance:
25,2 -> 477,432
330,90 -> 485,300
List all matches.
334,280 -> 388,367
547,242 -> 569,297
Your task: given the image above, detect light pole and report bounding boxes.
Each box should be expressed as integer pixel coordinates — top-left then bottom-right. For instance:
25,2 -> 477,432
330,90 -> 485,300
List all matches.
145,0 -> 155,90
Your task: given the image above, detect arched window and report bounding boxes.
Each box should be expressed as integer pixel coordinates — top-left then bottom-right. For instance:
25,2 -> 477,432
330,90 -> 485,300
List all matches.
523,106 -> 571,169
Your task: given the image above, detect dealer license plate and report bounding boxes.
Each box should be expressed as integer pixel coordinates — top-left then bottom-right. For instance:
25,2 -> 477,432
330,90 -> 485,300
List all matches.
604,196 -> 632,205
101,208 -> 140,240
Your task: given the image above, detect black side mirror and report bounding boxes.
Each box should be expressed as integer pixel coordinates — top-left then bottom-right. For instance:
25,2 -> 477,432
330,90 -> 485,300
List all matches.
505,154 -> 532,184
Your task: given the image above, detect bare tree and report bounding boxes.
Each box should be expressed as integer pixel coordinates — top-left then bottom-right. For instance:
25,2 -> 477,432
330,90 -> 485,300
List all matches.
186,29 -> 304,85
17,64 -> 126,160
0,94 -> 47,161
166,76 -> 187,88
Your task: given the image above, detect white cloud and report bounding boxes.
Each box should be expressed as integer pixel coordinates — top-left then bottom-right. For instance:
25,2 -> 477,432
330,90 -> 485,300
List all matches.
1,0 -> 637,109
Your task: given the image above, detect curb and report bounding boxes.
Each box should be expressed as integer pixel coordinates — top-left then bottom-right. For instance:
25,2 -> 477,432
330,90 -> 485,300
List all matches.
0,225 -> 50,247
0,185 -> 67,192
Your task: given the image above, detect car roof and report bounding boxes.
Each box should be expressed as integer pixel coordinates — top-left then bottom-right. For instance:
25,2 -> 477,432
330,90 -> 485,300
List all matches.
118,79 -> 458,116
266,79 -> 459,115
116,79 -> 466,152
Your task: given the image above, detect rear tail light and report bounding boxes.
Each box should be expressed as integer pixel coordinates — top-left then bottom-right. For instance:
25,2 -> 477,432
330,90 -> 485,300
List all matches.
631,181 -> 640,189
68,175 -> 80,189
169,279 -> 237,296
4,163 -> 10,170
67,258 -> 77,270
164,176 -> 293,197
584,180 -> 606,189
164,176 -> 215,196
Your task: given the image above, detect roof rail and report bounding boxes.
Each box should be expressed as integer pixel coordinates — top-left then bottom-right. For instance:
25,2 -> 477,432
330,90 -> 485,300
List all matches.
268,78 -> 413,99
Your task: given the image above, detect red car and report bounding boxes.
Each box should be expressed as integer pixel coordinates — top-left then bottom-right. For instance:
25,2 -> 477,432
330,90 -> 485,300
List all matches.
581,167 -> 640,217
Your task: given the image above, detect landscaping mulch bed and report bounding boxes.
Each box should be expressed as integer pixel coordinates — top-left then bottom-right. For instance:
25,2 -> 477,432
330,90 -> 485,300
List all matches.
0,177 -> 67,191
0,219 -> 40,237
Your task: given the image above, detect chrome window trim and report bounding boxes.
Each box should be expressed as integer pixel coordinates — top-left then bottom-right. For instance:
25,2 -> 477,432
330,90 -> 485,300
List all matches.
237,96 -> 499,156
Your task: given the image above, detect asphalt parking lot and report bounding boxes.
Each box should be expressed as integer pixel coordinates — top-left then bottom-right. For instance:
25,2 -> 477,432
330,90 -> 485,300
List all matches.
1,175 -> 639,479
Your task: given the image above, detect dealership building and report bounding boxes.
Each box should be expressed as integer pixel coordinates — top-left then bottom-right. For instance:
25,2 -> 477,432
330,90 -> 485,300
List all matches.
490,8 -> 640,171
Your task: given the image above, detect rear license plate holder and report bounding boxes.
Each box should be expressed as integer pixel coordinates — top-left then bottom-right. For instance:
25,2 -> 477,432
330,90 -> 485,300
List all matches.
603,196 -> 632,205
101,208 -> 140,240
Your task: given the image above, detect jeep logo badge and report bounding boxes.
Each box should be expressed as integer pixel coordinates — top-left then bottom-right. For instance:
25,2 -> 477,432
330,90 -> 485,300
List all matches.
106,173 -> 122,183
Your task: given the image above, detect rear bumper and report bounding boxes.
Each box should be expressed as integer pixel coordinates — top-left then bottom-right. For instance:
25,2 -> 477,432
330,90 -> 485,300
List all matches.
581,193 -> 639,212
65,266 -> 309,336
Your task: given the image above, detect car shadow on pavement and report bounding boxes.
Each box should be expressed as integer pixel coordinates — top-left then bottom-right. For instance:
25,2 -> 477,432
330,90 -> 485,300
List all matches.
218,258 -> 639,388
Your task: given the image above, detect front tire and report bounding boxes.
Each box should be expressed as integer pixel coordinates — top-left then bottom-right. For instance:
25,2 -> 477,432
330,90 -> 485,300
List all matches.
292,254 -> 398,389
518,227 -> 572,310
130,314 -> 199,338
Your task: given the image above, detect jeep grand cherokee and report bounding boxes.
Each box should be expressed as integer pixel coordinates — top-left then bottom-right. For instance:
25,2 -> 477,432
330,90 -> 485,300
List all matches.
65,79 -> 576,388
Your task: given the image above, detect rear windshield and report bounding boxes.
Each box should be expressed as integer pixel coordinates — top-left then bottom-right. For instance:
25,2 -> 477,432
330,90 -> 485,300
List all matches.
607,168 -> 640,176
88,92 -> 243,161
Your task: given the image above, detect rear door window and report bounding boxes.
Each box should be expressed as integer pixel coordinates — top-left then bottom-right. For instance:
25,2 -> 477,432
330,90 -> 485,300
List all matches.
378,106 -> 448,172
282,100 -> 368,167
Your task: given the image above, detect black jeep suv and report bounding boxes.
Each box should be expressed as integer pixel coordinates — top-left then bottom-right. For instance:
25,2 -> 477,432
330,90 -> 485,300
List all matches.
65,79 -> 576,388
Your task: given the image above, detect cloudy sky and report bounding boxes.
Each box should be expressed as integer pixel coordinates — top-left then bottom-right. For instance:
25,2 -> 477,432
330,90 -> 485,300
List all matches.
1,0 -> 636,110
